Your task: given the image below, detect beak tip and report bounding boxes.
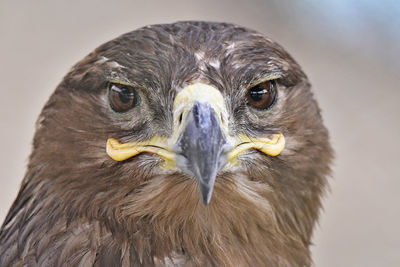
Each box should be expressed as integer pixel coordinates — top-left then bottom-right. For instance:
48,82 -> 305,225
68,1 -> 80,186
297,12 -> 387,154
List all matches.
198,180 -> 215,205
202,193 -> 212,205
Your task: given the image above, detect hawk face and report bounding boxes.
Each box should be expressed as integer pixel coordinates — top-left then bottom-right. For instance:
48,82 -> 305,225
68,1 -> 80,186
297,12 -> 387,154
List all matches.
2,22 -> 332,266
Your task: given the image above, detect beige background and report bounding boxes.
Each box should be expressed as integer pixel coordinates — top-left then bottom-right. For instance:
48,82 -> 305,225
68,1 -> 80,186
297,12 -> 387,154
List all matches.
1,1 -> 399,266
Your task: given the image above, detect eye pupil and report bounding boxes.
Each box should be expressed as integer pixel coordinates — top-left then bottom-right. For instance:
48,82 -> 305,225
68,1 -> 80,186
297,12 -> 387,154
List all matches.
118,87 -> 134,104
249,87 -> 268,102
108,83 -> 139,112
247,80 -> 277,110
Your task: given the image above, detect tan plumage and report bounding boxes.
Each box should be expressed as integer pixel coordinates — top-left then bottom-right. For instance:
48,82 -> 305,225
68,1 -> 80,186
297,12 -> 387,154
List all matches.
0,21 -> 333,266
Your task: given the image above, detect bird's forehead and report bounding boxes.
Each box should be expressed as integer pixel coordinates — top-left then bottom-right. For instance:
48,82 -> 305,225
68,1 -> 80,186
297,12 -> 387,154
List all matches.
78,22 -> 303,94
101,24 -> 276,60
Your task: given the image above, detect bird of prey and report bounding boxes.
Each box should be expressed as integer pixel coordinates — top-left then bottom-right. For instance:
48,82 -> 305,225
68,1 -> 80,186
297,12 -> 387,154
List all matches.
0,21 -> 333,266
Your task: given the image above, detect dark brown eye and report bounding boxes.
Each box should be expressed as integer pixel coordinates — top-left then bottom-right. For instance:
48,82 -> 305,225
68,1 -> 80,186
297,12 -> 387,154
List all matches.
247,80 -> 277,110
108,83 -> 140,112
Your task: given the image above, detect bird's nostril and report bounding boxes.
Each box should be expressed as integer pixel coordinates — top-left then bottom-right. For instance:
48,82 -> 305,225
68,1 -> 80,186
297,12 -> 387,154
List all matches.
178,113 -> 183,125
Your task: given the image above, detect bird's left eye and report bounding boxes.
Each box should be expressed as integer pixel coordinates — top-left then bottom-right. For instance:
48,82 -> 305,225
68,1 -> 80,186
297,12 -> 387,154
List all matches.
247,80 -> 277,110
108,83 -> 140,112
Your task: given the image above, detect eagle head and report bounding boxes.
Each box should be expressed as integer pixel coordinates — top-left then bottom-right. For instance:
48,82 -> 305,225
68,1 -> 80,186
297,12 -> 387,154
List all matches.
0,21 -> 333,266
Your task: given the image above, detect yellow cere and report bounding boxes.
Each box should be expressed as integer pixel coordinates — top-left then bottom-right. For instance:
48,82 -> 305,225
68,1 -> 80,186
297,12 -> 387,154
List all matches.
106,82 -> 285,168
171,83 -> 229,140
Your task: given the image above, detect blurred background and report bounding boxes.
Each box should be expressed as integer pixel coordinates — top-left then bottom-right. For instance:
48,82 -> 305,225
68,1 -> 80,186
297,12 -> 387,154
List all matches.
0,0 -> 399,266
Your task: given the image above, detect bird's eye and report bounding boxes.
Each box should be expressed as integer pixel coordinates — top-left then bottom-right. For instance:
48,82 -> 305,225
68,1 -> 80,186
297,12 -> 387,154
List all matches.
247,80 -> 277,110
108,83 -> 140,112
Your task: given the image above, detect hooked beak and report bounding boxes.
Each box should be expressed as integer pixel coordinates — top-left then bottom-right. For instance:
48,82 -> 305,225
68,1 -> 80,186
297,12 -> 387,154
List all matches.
106,83 -> 285,205
174,101 -> 229,204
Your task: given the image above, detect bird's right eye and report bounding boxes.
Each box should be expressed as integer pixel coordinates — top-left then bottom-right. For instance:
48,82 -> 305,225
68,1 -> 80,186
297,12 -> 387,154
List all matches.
108,83 -> 140,112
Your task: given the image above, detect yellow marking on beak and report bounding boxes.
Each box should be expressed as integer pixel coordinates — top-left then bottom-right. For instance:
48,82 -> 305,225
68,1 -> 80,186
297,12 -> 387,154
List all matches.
106,137 -> 176,169
171,83 -> 229,140
227,133 -> 285,165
